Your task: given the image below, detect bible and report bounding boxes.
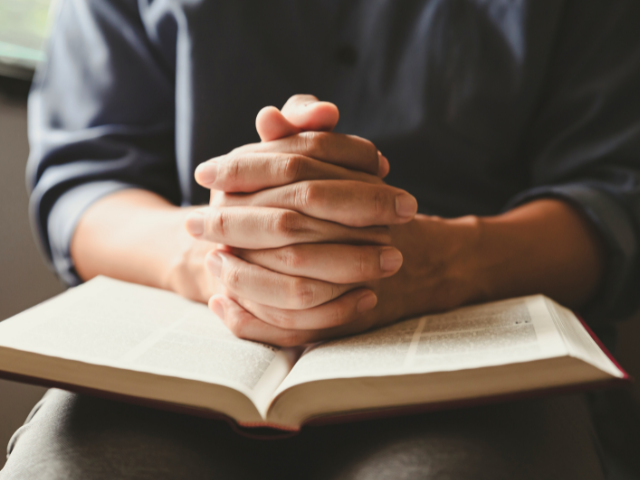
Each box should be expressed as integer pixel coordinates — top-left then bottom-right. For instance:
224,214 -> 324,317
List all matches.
0,276 -> 628,432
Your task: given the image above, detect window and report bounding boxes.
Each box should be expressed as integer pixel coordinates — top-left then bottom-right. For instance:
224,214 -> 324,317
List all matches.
0,0 -> 51,79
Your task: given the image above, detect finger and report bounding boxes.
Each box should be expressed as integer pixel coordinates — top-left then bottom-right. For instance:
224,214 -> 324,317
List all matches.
206,251 -> 352,309
255,106 -> 299,142
280,94 -> 339,132
255,96 -> 339,143
185,206 -> 392,248
229,244 -> 403,284
232,287 -> 377,330
209,295 -> 326,346
378,151 -> 390,178
195,153 -> 382,193
231,131 -> 383,176
209,291 -> 376,346
216,180 -> 418,226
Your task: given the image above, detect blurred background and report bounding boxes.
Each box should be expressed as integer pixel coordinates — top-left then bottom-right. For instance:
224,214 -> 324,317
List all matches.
0,0 -> 48,79
0,0 -> 639,472
0,0 -> 62,469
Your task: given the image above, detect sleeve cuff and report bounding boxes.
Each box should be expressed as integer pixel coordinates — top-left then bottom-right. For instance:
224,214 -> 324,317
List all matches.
505,184 -> 638,323
47,181 -> 135,286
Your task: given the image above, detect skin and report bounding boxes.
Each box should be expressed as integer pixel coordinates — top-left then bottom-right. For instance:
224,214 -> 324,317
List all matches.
71,95 -> 605,347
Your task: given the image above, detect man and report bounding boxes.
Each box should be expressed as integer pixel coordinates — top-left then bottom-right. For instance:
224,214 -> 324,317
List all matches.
3,0 -> 639,478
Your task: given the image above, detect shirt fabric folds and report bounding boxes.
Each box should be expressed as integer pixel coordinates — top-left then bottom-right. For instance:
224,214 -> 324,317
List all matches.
27,0 -> 640,325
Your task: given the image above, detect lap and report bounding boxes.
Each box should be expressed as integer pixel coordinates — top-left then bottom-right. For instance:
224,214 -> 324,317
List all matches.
1,389 -> 605,480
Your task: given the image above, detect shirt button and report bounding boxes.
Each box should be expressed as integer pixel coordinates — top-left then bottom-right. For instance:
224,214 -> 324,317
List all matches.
334,44 -> 358,66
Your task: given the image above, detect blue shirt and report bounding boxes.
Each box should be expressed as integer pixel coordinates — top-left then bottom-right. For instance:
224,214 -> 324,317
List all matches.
27,0 -> 640,324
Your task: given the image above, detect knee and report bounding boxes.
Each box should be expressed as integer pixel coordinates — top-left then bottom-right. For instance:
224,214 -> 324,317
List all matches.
2,389 -> 80,479
309,396 -> 604,480
1,389 -> 248,480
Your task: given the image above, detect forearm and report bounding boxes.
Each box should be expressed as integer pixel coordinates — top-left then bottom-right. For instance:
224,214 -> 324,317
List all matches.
469,198 -> 606,308
70,189 -> 212,300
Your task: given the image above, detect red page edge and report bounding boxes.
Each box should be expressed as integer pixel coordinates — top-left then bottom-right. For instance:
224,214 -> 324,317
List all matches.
575,314 -> 631,380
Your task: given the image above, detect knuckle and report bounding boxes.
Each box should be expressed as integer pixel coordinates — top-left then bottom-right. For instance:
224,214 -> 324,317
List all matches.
222,265 -> 242,290
306,182 -> 324,206
281,155 -> 305,182
220,156 -> 242,184
277,246 -> 305,270
371,190 -> 387,219
289,278 -> 316,309
209,210 -> 228,237
299,131 -> 327,156
293,182 -> 313,210
273,210 -> 305,238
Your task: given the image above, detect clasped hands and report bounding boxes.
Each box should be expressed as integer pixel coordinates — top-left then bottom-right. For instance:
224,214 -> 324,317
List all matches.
185,95 -> 479,346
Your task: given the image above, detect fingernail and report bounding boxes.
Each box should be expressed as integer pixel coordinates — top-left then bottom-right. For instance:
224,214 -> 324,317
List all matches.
380,248 -> 403,273
357,293 -> 377,313
195,162 -> 218,186
211,299 -> 225,320
395,194 -> 417,218
207,253 -> 223,278
185,210 -> 205,236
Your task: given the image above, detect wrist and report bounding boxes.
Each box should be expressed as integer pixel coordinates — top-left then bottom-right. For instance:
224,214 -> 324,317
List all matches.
435,214 -> 489,307
160,206 -> 218,303
158,206 -> 195,291
469,199 -> 605,307
398,214 -> 485,315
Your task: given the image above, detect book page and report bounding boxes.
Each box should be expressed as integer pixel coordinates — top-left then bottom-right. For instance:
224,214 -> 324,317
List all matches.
545,299 -> 623,378
0,277 -> 297,404
276,296 -> 566,394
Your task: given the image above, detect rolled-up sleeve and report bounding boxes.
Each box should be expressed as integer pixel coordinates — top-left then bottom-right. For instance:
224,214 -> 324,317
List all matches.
506,0 -> 640,322
27,0 -> 178,286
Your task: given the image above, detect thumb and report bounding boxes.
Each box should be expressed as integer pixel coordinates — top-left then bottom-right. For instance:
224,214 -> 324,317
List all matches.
255,94 -> 340,142
255,106 -> 299,142
282,95 -> 388,178
281,94 -> 339,132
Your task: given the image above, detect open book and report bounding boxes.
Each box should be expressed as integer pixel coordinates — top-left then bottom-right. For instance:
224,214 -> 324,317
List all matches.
0,276 -> 628,432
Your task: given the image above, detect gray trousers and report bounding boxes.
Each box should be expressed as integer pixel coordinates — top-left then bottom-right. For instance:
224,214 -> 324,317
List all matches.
1,389 -> 605,480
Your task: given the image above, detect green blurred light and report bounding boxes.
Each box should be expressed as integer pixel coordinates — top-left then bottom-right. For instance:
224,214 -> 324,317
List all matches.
0,40 -> 45,62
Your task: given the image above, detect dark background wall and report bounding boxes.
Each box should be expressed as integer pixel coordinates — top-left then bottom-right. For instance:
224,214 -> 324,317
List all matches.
0,77 -> 62,469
